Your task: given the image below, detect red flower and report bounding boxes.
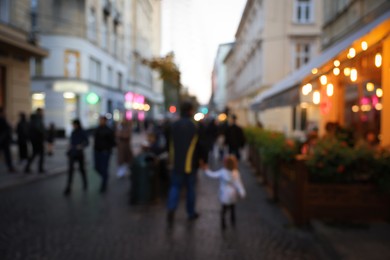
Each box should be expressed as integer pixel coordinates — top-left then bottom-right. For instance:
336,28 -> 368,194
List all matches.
337,165 -> 345,173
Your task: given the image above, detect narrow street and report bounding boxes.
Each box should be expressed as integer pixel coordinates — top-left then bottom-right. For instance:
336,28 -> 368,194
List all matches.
0,139 -> 326,260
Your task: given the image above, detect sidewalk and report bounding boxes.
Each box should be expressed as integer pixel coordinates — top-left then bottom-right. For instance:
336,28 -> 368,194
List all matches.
0,132 -> 147,191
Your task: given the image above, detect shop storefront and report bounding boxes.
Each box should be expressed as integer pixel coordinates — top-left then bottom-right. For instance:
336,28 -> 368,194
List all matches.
252,11 -> 390,146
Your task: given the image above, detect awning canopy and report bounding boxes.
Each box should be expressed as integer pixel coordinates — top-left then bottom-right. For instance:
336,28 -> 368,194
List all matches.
251,10 -> 390,111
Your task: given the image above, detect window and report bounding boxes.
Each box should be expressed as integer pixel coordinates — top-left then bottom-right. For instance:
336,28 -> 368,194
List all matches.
117,72 -> 122,89
89,57 -> 101,83
31,0 -> 38,29
107,66 -> 112,86
0,0 -> 10,23
87,7 -> 97,41
292,106 -> 307,131
294,0 -> 313,24
31,58 -> 43,77
112,27 -> 117,56
294,43 -> 311,69
101,18 -> 108,49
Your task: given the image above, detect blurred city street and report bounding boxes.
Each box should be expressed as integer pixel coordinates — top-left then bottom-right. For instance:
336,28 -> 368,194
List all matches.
0,134 -> 389,260
0,134 -> 325,260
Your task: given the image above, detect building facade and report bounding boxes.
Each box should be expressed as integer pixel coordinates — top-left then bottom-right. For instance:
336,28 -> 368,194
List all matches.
31,0 -> 163,135
225,0 -> 323,128
210,43 -> 234,114
0,0 -> 47,125
254,0 -> 390,146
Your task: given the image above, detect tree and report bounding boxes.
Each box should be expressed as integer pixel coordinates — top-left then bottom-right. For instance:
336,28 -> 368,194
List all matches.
140,52 -> 182,111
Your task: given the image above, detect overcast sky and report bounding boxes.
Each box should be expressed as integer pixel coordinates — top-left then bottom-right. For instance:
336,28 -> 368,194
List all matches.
161,0 -> 247,104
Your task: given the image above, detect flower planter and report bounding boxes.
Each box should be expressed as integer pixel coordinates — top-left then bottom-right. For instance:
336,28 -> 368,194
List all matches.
278,159 -> 390,225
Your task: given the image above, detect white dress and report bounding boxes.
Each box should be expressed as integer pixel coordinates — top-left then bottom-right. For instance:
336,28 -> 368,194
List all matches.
204,168 -> 246,205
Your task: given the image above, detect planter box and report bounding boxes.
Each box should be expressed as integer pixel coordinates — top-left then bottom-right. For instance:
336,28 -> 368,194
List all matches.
278,159 -> 390,225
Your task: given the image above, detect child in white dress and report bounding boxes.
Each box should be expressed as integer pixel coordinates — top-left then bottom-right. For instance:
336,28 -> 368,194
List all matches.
203,155 -> 246,229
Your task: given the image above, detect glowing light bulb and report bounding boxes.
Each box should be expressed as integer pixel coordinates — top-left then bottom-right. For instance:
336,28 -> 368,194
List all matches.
375,103 -> 383,110
326,84 -> 334,97
313,91 -> 320,105
366,82 -> 374,92
333,60 -> 340,67
333,67 -> 340,76
350,68 -> 357,82
361,41 -> 368,51
375,53 -> 382,68
344,67 -> 351,76
320,75 -> 327,85
376,88 -> 383,98
302,83 -> 313,95
347,48 -> 356,59
311,68 -> 318,74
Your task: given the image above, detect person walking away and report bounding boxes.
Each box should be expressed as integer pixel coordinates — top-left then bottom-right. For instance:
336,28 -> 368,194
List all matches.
46,122 -> 56,156
166,101 -> 208,226
225,114 -> 245,160
205,117 -> 219,162
203,155 -> 246,230
115,118 -> 133,178
24,108 -> 46,173
16,112 -> 29,164
64,119 -> 89,196
94,116 -> 115,193
216,119 -> 228,161
0,107 -> 15,173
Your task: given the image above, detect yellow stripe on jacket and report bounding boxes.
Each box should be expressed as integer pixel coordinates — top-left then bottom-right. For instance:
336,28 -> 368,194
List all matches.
185,134 -> 199,174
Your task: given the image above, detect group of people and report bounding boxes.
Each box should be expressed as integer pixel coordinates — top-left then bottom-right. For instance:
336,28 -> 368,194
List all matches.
2,103 -> 248,230
300,122 -> 381,156
0,107 -> 55,174
64,116 -> 116,195
165,101 -> 247,230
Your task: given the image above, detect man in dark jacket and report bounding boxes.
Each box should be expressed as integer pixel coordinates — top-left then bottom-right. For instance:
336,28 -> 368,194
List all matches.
64,119 -> 89,196
225,114 -> 245,160
16,112 -> 29,163
0,107 -> 15,173
94,115 -> 115,193
167,101 -> 208,225
24,108 -> 46,173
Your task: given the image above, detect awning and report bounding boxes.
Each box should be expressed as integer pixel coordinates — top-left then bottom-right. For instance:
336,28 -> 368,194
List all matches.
0,25 -> 48,58
251,10 -> 390,110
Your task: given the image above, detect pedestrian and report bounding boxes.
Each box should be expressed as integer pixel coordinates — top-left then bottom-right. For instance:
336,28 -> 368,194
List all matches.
46,122 -> 56,156
203,155 -> 246,230
93,115 -> 115,193
205,117 -> 219,160
225,114 -> 245,160
0,107 -> 15,173
216,119 -> 228,161
16,112 -> 29,163
64,119 -> 89,196
166,101 -> 208,226
115,117 -> 133,178
24,108 -> 46,173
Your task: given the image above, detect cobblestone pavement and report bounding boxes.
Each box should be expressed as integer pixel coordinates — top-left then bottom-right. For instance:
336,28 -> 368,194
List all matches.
0,148 -> 329,260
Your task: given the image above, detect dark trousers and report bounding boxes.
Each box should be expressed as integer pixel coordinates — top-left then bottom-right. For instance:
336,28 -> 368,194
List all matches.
94,150 -> 111,191
167,171 -> 197,217
0,142 -> 14,170
25,142 -> 44,172
17,140 -> 28,161
66,154 -> 87,190
228,147 -> 241,160
221,204 -> 236,228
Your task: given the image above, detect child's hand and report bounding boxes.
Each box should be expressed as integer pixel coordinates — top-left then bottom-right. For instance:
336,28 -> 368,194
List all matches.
199,160 -> 208,170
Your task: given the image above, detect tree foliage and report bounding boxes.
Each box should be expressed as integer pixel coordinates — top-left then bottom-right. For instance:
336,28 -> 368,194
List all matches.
141,52 -> 181,88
